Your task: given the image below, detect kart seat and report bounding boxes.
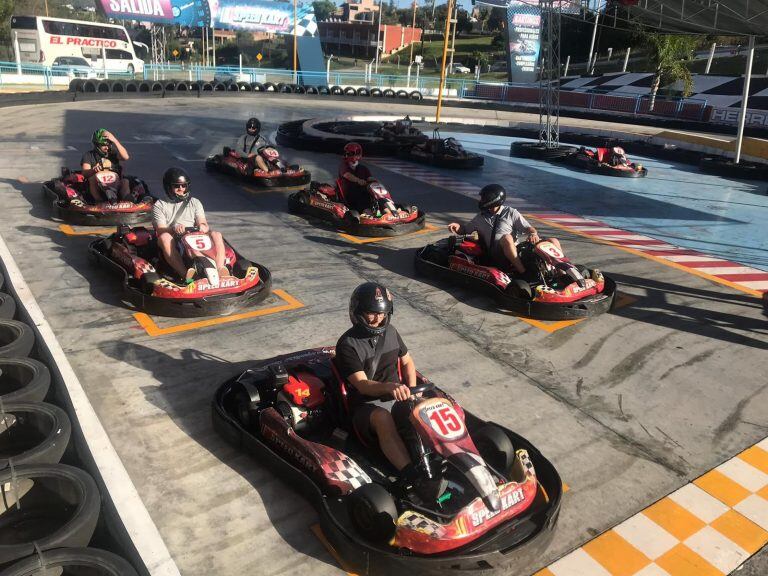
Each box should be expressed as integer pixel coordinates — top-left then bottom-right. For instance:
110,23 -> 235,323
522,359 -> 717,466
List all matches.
595,147 -> 610,163
125,227 -> 153,247
457,239 -> 484,258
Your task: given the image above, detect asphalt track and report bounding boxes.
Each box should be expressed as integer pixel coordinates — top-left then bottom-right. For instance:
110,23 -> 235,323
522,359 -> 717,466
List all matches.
0,95 -> 766,576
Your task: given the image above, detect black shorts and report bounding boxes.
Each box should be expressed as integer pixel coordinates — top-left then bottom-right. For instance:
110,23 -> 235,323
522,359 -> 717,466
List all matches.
351,400 -> 411,446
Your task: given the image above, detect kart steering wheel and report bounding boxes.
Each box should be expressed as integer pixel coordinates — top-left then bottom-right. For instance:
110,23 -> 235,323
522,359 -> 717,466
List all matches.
408,381 -> 435,396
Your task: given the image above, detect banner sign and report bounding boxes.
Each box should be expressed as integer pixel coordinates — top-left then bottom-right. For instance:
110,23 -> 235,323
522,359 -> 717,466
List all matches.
100,0 -> 318,35
507,4 -> 540,83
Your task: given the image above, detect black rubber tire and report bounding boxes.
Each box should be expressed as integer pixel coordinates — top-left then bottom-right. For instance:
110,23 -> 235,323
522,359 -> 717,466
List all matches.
237,81 -> 252,92
356,87 -> 370,97
0,402 -> 72,469
370,88 -> 383,98
294,84 -> 306,94
474,425 -> 515,473
124,81 -> 138,92
317,85 -> 330,95
0,547 -> 139,576
96,82 -> 110,93
409,90 -> 423,101
278,83 -> 293,93
505,279 -> 533,300
347,483 -> 398,543
0,293 -> 15,320
263,82 -> 276,92
151,82 -> 163,92
343,86 -> 357,96
163,81 -> 176,92
0,464 -> 100,565
698,156 -> 768,181
396,89 -> 409,99
140,272 -> 160,296
68,79 -> 86,92
251,82 -> 264,92
305,85 -> 319,95
0,320 -> 34,358
175,81 -> 189,91
382,88 -> 396,98
330,85 -> 343,95
0,271 -> 3,290
110,81 -> 124,92
0,359 -> 51,403
511,141 -> 575,160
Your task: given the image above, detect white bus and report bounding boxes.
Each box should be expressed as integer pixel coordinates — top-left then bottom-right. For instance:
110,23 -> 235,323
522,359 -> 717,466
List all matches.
10,15 -> 145,75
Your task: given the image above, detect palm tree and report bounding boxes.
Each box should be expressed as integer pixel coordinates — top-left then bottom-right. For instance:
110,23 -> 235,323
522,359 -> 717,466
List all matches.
642,33 -> 699,111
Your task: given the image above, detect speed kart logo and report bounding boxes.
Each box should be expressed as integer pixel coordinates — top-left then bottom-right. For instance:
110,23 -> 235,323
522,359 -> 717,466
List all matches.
450,260 -> 494,282
470,488 -> 525,527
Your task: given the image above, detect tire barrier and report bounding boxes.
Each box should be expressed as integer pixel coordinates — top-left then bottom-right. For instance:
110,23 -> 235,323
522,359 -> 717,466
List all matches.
163,81 -> 176,92
396,90 -> 410,99
382,88 -> 396,98
370,88 -> 383,97
138,81 -> 151,92
0,320 -> 34,358
150,82 -> 163,92
278,83 -> 293,93
226,82 -> 239,92
511,141 -> 577,160
699,156 -> 768,180
83,80 -> 97,93
201,82 -> 213,92
263,82 -> 276,92
109,81 -> 124,93
213,82 -> 226,91
0,402 -> 71,469
305,85 -> 319,95
356,87 -> 370,97
175,81 -> 190,91
343,86 -> 357,96
294,84 -> 306,94
0,359 -> 50,403
237,81 -> 252,92
330,85 -> 343,95
123,81 -> 138,92
0,548 -> 140,576
0,464 -> 100,565
410,91 -> 423,101
96,82 -> 110,93
68,79 -> 86,92
0,293 -> 16,320
251,82 -> 264,92
317,85 -> 330,95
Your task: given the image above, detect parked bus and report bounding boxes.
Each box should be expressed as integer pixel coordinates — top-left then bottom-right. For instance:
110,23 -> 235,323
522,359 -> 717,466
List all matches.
10,15 -> 144,75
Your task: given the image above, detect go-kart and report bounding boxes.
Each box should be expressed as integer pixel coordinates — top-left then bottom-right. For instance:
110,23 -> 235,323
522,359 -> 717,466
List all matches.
89,226 -> 271,317
415,233 -> 615,320
42,167 -> 153,226
288,180 -> 426,237
399,131 -> 484,169
564,147 -> 647,177
378,116 -> 428,147
213,347 -> 561,575
205,145 -> 311,188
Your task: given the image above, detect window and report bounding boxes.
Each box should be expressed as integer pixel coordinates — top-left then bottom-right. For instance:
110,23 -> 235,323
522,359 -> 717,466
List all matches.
11,16 -> 37,29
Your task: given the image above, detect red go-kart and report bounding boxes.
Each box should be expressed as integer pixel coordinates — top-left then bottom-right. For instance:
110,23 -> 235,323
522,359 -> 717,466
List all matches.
89,226 -> 271,317
206,146 -> 311,188
288,179 -> 426,237
213,347 -> 561,575
416,233 -> 615,319
42,168 -> 154,226
565,146 -> 647,177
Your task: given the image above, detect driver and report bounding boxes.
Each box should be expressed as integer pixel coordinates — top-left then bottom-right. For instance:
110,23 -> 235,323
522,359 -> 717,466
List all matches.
447,184 -> 561,274
80,129 -> 131,203
338,142 -> 385,215
607,146 -> 629,166
335,283 -> 419,476
151,167 -> 229,284
234,117 -> 270,173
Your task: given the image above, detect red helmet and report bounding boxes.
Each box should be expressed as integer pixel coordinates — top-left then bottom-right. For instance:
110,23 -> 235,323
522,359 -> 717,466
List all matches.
343,142 -> 362,165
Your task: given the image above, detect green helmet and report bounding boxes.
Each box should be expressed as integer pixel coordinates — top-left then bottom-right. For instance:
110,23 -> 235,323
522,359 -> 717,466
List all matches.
92,128 -> 109,147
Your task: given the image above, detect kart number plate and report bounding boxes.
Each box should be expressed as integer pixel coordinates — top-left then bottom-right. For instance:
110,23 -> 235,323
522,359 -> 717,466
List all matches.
96,172 -> 118,185
537,241 -> 563,259
420,400 -> 465,441
368,183 -> 388,198
184,233 -> 213,252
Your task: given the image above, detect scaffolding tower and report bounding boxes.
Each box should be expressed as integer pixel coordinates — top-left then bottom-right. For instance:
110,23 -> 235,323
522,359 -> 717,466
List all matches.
538,0 -> 561,149
150,25 -> 166,81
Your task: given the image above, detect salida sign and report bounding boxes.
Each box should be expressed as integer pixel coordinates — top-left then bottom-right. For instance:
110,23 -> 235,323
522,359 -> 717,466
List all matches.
101,0 -> 174,19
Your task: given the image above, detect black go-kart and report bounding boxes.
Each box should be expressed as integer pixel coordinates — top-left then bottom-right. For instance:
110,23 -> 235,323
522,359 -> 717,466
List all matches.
205,145 -> 311,188
213,347 -> 561,575
416,233 -> 615,320
89,226 -> 271,317
42,167 -> 153,226
564,146 -> 647,178
399,131 -> 484,169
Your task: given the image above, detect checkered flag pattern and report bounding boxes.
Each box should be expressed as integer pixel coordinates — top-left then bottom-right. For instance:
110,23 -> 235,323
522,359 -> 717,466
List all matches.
321,453 -> 371,491
399,512 -> 445,538
289,7 -> 318,37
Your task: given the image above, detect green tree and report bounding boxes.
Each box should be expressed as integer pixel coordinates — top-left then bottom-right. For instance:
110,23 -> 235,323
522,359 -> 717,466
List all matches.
640,33 -> 699,110
456,9 -> 472,35
312,0 -> 338,22
0,0 -> 14,60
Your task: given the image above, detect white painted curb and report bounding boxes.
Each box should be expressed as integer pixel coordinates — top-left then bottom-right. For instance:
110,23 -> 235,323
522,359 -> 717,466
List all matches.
0,234 -> 181,576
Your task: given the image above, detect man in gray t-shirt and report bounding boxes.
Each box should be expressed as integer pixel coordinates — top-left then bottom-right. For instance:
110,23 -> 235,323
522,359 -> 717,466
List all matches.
152,168 -> 228,283
448,184 -> 561,274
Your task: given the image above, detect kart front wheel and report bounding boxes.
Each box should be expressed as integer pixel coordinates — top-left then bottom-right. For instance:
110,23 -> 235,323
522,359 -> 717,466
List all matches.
505,279 -> 532,300
233,258 -> 253,277
141,272 -> 159,295
347,483 -> 398,543
474,425 -> 515,474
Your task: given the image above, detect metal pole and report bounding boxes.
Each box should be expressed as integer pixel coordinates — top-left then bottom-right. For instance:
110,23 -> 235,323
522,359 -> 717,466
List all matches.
587,3 -> 599,73
45,0 -> 49,17
448,3 -> 457,75
212,26 -> 216,68
375,0 -> 383,73
13,31 -> 22,75
734,35 -> 755,164
622,47 -> 630,72
563,54 -> 570,76
326,54 -> 332,84
409,0 -> 417,63
101,47 -> 107,79
704,42 -> 716,74
293,0 -> 298,82
589,51 -> 597,74
407,62 -> 412,88
435,0 -> 454,122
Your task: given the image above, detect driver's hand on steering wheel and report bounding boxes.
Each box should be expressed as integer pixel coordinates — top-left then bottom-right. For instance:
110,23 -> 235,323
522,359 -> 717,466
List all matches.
448,223 -> 461,234
529,230 -> 541,244
390,383 -> 411,402
198,222 -> 209,234
173,223 -> 185,235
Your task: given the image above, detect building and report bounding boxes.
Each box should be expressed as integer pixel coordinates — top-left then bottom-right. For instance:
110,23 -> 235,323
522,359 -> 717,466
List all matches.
339,0 -> 379,23
318,22 -> 421,59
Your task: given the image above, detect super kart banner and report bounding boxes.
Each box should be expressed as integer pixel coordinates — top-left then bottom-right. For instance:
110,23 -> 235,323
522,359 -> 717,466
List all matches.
100,0 -> 318,36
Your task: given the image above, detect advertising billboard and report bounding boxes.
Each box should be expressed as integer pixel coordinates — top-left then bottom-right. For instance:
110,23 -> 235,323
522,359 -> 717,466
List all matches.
507,6 -> 539,83
100,0 -> 318,35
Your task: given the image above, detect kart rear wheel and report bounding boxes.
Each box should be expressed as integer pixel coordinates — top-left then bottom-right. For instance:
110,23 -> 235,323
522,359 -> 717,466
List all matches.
474,425 -> 515,474
343,209 -> 360,224
347,483 -> 398,543
505,279 -> 532,300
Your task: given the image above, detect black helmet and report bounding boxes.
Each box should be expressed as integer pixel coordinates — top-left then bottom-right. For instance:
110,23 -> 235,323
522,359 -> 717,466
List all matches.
349,282 -> 393,336
246,117 -> 261,136
162,167 -> 191,202
478,183 -> 506,211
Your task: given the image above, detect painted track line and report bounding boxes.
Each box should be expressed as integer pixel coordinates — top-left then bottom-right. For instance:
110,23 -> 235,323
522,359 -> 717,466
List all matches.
0,233 -> 181,576
536,437 -> 768,576
370,158 -> 768,297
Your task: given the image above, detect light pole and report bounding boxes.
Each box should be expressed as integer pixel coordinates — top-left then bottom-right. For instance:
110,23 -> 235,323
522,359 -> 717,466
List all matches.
435,0 -> 454,122
374,0 -> 383,74
409,0 -> 417,64
587,1 -> 600,74
447,3 -> 457,75
293,0 -> 298,82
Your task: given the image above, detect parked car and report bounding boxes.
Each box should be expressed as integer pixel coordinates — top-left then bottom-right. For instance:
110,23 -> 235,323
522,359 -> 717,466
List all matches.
51,56 -> 96,78
449,62 -> 471,74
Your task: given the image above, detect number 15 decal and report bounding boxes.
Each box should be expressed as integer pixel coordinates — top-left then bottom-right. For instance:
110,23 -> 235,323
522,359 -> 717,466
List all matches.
425,402 -> 465,440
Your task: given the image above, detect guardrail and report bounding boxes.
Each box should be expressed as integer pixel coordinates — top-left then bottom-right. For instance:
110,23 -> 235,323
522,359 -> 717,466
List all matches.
0,61 -> 135,89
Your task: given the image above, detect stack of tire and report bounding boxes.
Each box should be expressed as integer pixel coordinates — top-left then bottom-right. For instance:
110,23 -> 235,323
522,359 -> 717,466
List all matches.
0,270 -> 138,575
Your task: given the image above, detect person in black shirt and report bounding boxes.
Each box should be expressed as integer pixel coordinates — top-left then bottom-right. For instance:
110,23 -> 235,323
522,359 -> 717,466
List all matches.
80,128 -> 131,203
338,142 -> 378,214
335,282 -> 417,472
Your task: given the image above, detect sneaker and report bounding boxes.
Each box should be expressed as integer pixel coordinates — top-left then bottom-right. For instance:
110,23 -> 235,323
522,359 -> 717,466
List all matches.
184,268 -> 196,285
